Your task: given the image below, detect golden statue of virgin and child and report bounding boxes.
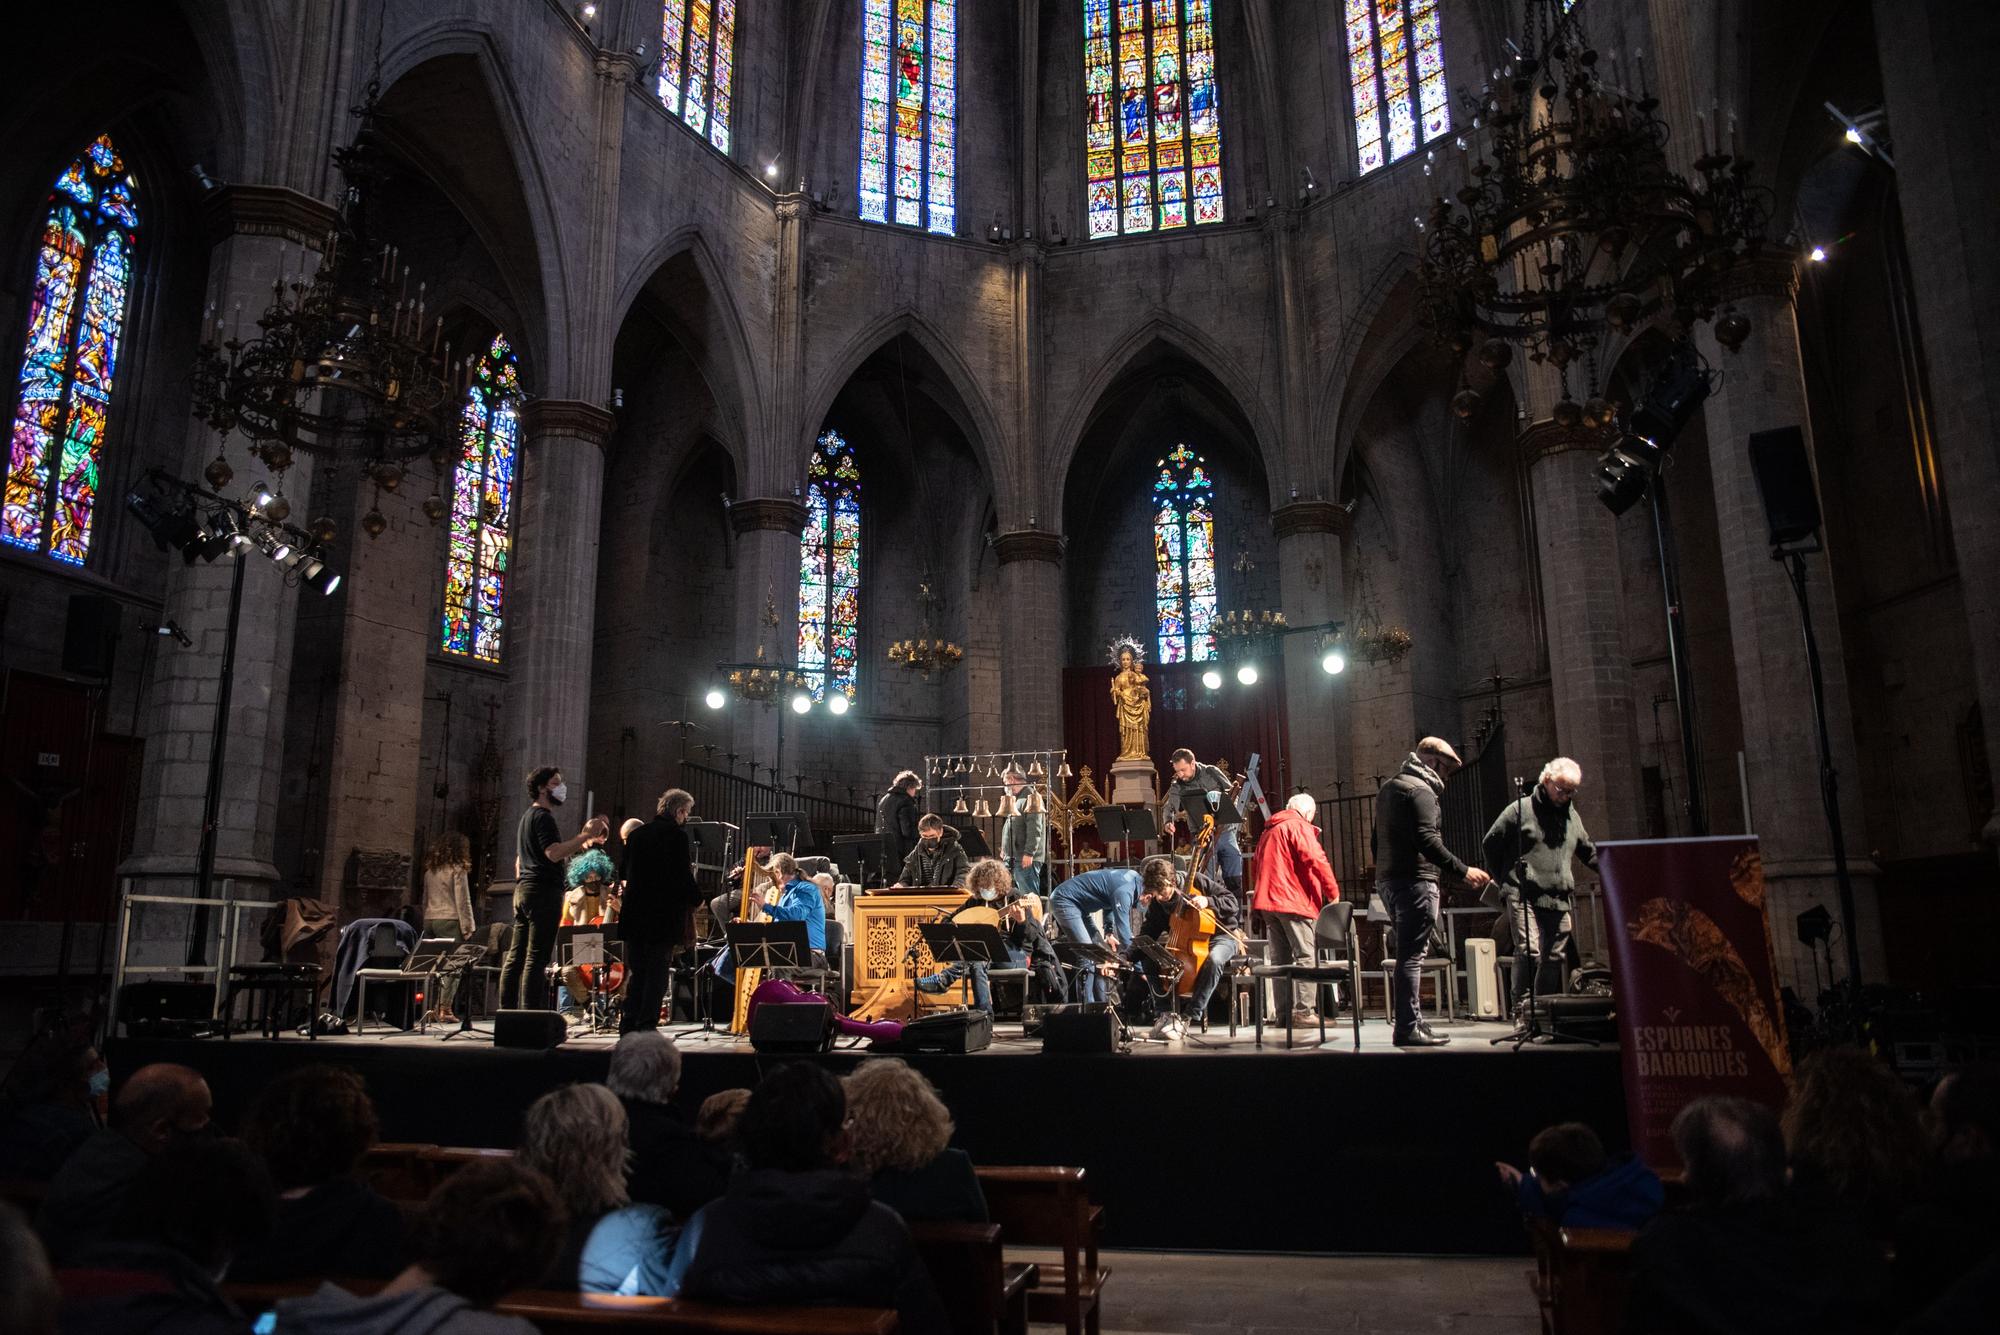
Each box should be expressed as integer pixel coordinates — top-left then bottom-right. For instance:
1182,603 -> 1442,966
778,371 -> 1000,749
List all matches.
1109,638 -> 1151,761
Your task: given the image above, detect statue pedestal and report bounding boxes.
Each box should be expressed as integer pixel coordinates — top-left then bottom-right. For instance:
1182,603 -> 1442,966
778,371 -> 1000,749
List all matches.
1108,757 -> 1158,808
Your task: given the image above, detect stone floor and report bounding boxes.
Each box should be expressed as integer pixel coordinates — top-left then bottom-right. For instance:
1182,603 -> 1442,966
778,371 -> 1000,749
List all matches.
1020,1248 -> 1540,1335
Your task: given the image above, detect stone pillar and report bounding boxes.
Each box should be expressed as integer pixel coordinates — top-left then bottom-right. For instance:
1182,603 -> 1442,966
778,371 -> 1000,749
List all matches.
1273,501 -> 1348,799
1521,422 -> 1646,838
121,193 -> 337,894
725,497 -> 807,779
502,401 -> 612,814
1874,0 -> 2000,852
994,531 -> 1064,753
1695,260 -> 1883,989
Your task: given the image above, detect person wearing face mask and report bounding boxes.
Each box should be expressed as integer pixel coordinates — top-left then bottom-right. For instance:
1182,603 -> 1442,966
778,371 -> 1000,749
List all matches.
38,1063 -> 213,1264
913,858 -> 1065,1011
892,815 -> 970,889
500,765 -> 611,1011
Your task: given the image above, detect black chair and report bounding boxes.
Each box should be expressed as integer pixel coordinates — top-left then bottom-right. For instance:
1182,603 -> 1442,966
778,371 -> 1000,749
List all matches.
463,921 -> 511,1018
1254,901 -> 1363,1051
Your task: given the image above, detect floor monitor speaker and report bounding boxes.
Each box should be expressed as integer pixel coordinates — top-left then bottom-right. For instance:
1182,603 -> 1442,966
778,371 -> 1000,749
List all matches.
1040,1002 -> 1120,1054
494,1008 -> 568,1049
748,1000 -> 834,1054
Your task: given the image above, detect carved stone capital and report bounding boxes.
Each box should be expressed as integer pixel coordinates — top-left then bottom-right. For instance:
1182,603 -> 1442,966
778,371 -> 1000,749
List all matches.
519,399 -> 616,446
200,185 -> 341,250
993,530 -> 1066,565
1518,418 -> 1614,466
1271,500 -> 1352,541
727,497 -> 810,537
594,50 -> 646,85
775,195 -> 811,224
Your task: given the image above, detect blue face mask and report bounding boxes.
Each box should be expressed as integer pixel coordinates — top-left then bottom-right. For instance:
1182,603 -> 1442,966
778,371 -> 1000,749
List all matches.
88,1068 -> 110,1099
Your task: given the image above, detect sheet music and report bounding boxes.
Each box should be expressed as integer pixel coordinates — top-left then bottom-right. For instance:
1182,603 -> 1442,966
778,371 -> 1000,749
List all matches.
573,932 -> 605,965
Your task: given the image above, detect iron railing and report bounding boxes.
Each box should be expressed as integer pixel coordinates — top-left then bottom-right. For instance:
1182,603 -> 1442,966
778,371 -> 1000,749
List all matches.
673,760 -> 875,849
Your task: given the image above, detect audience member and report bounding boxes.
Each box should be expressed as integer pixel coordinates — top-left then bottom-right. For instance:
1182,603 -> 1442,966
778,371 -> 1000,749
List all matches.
663,1062 -> 947,1333
1625,1095 -> 1889,1335
1496,1121 -> 1661,1230
1896,1064 -> 2000,1312
275,1159 -> 559,1334
697,1088 -> 752,1158
0,1038 -> 104,1182
0,1202 -> 57,1335
517,1084 -> 677,1294
843,1059 -> 987,1223
54,1136 -> 274,1334
1782,1046 -> 1929,1235
37,1061 -> 211,1263
230,1065 -> 406,1282
605,1032 -> 731,1220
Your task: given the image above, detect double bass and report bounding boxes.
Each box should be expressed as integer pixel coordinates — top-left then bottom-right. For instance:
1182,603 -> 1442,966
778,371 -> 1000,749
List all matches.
1163,815 -> 1247,995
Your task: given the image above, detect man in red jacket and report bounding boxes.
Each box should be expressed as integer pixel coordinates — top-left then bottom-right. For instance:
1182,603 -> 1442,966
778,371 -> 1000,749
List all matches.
1251,792 -> 1342,1026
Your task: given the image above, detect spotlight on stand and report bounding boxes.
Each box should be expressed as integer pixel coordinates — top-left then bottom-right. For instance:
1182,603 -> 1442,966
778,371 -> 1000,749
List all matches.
1796,904 -> 1834,947
790,692 -> 812,715
1200,668 -> 1223,691
703,687 -> 726,710
826,693 -> 850,716
1319,632 -> 1347,676
300,554 -> 342,596
1594,341 -> 1714,516
1235,663 -> 1259,686
1595,435 -> 1663,517
124,490 -> 205,560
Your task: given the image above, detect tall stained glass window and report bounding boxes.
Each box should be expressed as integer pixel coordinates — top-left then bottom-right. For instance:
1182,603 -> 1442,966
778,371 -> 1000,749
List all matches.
859,0 -> 956,233
658,0 -> 737,154
4,135 -> 138,566
1344,0 -> 1449,176
1153,444 -> 1217,663
441,335 -> 522,664
798,429 -> 861,702
1084,0 -> 1223,239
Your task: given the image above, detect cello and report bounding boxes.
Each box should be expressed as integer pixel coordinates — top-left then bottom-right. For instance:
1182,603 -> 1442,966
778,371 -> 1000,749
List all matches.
1165,815 -> 1237,996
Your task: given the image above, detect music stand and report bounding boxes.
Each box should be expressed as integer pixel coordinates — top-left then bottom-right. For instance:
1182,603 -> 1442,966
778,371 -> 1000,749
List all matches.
919,920 -> 1012,1011
831,834 -> 883,887
744,811 -> 813,855
724,920 -> 811,973
1094,806 -> 1155,864
1181,788 -> 1239,828
687,820 -> 737,871
960,828 -> 992,859
1054,941 -> 1136,1043
438,941 -> 490,1041
558,924 -> 625,1033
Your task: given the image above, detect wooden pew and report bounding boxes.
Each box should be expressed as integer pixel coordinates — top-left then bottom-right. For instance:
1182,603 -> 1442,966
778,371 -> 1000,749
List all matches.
972,1166 -> 1107,1335
910,1220 -> 1038,1335
359,1141 -> 442,1202
223,1281 -> 896,1333
1523,1220 -> 1637,1335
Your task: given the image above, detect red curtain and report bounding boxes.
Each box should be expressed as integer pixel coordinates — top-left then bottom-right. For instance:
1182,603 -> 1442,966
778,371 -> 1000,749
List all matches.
1061,661 -> 1290,806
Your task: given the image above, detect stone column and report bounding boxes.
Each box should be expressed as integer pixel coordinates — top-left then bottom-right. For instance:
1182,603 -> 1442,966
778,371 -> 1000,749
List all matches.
502,401 -> 612,814
1874,0 -> 2000,852
1695,259 -> 1883,989
1521,421 -> 1646,838
994,531 -> 1064,754
121,191 -> 337,895
725,497 -> 807,779
1272,501 -> 1348,799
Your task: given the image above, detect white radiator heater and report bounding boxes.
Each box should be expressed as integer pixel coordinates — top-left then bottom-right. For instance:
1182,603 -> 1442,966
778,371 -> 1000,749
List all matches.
1463,937 -> 1504,1019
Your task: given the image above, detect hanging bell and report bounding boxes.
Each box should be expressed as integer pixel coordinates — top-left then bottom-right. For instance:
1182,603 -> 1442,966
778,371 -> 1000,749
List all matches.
1027,788 -> 1047,814
972,798 -> 993,819
1058,761 -> 1074,779
952,795 -> 969,814
1028,759 -> 1046,779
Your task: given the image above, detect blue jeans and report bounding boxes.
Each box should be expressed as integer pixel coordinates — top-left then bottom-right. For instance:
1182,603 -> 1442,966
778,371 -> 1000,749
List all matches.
1382,878 -> 1440,1036
918,946 -> 1027,1012
1050,894 -> 1111,1003
1213,827 -> 1243,882
1012,862 -> 1043,896
1136,931 -> 1241,1017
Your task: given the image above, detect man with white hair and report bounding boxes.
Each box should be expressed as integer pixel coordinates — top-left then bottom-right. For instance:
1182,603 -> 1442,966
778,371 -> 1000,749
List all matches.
1250,791 -> 1343,1026
1483,757 -> 1599,1023
607,1031 -> 730,1220
1375,738 -> 1493,1047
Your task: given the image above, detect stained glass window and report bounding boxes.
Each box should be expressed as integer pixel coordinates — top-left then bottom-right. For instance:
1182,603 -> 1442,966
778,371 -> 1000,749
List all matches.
859,0 -> 956,234
658,0 -> 737,154
1153,443 -> 1217,664
1344,0 -> 1449,177
798,429 -> 861,702
441,335 -> 522,664
4,135 -> 138,566
1084,0 -> 1224,240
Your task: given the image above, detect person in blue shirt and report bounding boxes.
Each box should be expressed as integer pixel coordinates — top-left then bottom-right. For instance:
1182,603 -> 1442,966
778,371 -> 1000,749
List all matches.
717,852 -> 828,980
1047,867 -> 1141,1003
1498,1121 -> 1663,1231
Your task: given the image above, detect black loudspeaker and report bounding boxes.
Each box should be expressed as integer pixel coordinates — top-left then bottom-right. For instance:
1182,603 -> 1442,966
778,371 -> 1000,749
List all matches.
898,1008 -> 993,1054
1040,1002 -> 1120,1054
1747,426 -> 1822,548
1543,994 -> 1619,1044
118,982 -> 216,1037
494,1008 -> 568,1049
748,1001 -> 834,1054
62,593 -> 120,679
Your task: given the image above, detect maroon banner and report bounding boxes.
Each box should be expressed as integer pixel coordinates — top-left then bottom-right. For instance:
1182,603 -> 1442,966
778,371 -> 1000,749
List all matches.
1597,836 -> 1793,1170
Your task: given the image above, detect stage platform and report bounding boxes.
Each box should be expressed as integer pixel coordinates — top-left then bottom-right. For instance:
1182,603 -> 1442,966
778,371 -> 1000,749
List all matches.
116,1016 -> 1627,1255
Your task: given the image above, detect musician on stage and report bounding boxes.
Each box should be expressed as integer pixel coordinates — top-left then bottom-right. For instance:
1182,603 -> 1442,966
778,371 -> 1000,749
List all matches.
558,849 -> 623,1021
1482,757 -> 1598,1026
875,769 -> 923,885
1375,738 -> 1492,1047
914,857 -> 1066,1011
1252,793 -> 1342,1027
1129,855 -> 1242,1028
617,788 -> 704,1034
999,765 -> 1047,896
1161,749 -> 1244,900
892,814 -> 970,888
716,852 -> 828,983
1047,866 -> 1140,1004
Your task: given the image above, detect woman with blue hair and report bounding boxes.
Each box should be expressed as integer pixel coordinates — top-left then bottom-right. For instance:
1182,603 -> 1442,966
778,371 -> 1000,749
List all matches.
559,849 -> 622,1022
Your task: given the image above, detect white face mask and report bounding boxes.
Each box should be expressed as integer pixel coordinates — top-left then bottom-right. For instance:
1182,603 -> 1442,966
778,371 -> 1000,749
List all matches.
549,782 -> 568,804
978,887 -> 999,901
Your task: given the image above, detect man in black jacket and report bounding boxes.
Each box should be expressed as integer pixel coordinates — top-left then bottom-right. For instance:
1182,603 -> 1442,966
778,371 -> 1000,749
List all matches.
894,815 -> 970,888
1374,738 -> 1491,1047
663,1062 -> 947,1334
606,1031 -> 731,1221
617,788 -> 705,1033
874,771 -> 922,886
1129,855 -> 1243,1029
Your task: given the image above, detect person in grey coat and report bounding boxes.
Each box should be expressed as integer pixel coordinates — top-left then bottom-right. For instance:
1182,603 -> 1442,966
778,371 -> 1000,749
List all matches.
998,765 -> 1046,896
1483,756 -> 1598,1020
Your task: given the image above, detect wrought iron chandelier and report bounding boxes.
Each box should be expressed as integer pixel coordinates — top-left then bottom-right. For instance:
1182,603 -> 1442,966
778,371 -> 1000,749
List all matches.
188,79 -> 463,541
1417,0 -> 1772,413
886,579 -> 963,680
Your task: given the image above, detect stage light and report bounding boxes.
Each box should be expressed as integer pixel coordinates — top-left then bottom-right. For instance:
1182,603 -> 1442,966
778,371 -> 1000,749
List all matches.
704,688 -> 726,710
249,481 -> 276,510
1235,664 -> 1259,686
826,693 -> 850,716
1201,668 -> 1223,691
301,554 -> 342,596
1809,245 -> 1827,263
790,692 -> 812,714
1321,647 -> 1347,675
125,490 -> 205,560
1843,127 -> 1863,145
1596,435 -> 1663,516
